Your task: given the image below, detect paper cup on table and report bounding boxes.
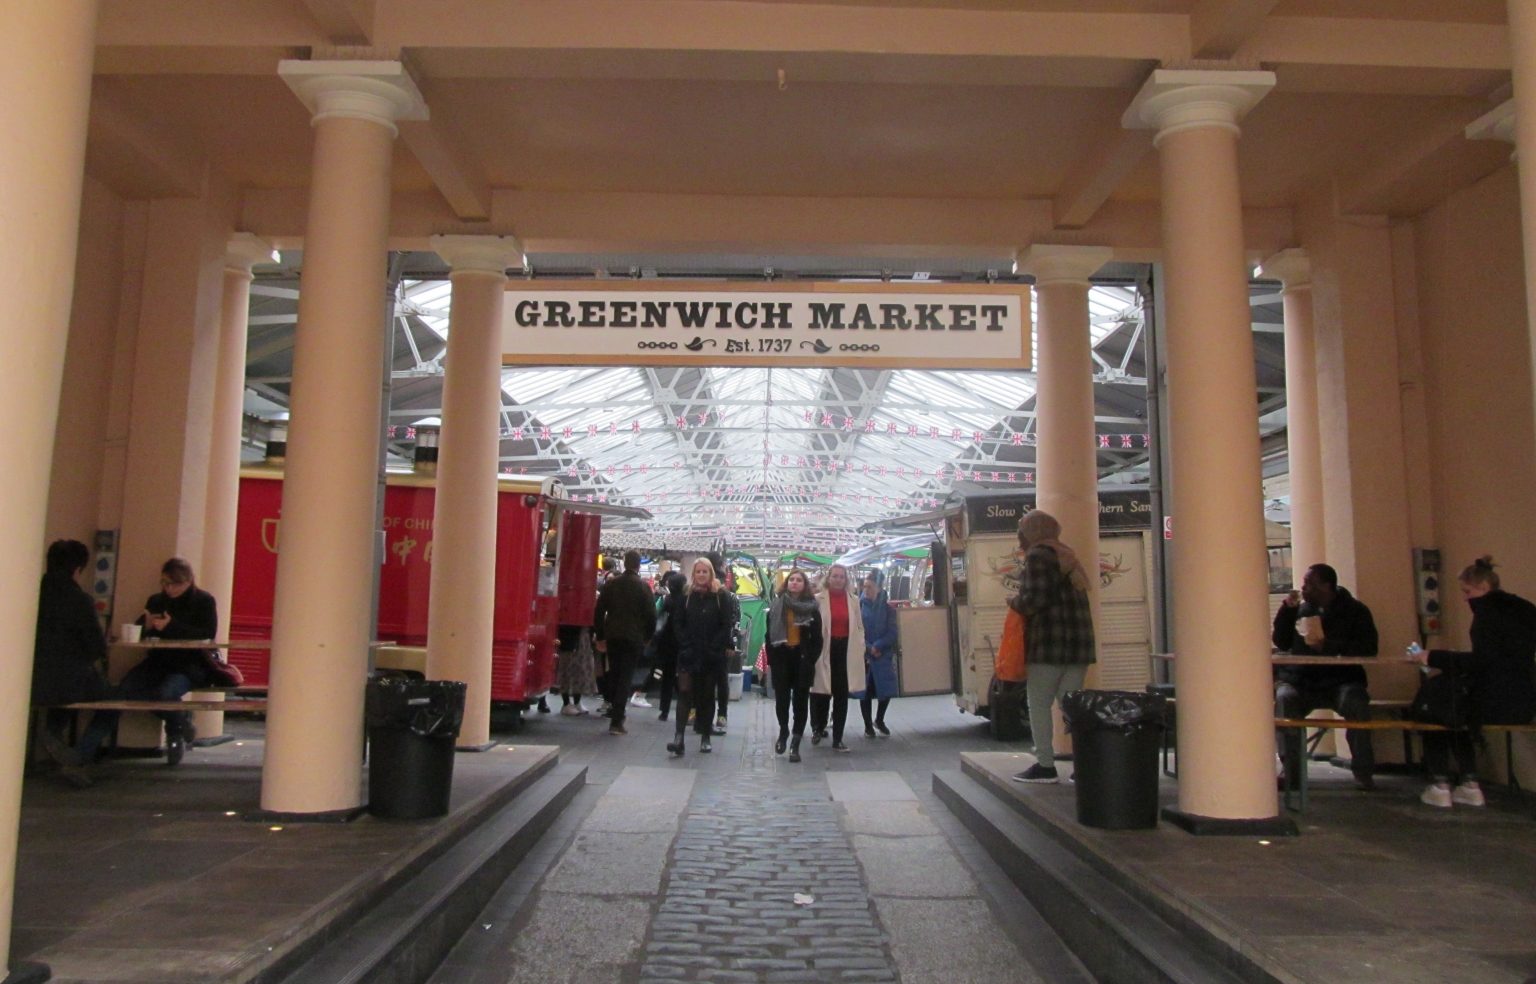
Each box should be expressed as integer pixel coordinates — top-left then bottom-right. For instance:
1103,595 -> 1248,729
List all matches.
120,624 -> 142,643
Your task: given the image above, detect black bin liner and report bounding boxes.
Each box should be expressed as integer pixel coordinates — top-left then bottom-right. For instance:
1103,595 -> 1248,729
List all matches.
366,678 -> 467,820
988,677 -> 1029,742
1062,689 -> 1166,830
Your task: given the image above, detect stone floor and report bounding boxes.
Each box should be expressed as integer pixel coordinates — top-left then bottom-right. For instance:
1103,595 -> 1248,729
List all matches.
14,690 -> 1536,983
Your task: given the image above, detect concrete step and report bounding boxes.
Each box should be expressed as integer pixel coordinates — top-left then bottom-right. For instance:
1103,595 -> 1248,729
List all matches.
934,768 -> 1273,984
268,763 -> 587,984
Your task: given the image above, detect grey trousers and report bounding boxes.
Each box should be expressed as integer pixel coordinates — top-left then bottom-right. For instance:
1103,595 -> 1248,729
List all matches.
1026,663 -> 1089,768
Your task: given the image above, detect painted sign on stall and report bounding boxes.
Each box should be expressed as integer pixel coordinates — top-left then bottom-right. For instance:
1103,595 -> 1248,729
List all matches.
503,282 -> 1031,370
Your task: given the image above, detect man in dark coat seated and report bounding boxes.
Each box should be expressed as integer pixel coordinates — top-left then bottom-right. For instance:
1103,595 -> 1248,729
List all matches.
1272,562 -> 1380,791
31,539 -> 111,786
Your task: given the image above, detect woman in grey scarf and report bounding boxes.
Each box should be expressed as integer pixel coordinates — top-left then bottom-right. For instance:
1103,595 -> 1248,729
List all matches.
767,570 -> 823,762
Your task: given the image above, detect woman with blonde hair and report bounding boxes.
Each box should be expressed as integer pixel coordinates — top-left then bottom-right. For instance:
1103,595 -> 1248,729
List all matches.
1408,556 -> 1536,808
666,558 -> 735,757
810,564 -> 865,752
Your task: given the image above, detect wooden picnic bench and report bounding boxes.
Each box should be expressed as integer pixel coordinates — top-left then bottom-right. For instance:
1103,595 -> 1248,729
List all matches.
1274,717 -> 1536,811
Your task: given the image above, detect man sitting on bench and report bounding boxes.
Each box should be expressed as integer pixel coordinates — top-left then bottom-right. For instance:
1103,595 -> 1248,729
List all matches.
1273,563 -> 1379,791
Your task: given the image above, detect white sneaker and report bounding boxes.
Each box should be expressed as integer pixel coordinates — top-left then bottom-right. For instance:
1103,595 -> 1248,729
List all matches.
630,694 -> 652,708
560,704 -> 581,716
1420,783 -> 1453,808
1451,782 -> 1486,807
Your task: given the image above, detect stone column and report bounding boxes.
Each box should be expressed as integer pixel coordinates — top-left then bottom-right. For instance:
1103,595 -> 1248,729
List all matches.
426,235 -> 521,749
1125,69 -> 1292,832
0,3 -> 96,972
262,61 -> 426,816
1258,249 -> 1324,575
202,234 -> 278,628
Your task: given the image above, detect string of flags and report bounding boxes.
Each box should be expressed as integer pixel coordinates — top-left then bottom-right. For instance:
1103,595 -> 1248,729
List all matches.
390,415 -> 1152,449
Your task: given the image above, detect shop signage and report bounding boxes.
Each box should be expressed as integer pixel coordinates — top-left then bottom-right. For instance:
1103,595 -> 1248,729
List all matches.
966,490 -> 1153,536
502,282 -> 1030,370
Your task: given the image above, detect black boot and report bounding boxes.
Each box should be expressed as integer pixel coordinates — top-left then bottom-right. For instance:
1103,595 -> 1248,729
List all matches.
775,730 -> 788,755
788,736 -> 802,763
666,730 -> 685,757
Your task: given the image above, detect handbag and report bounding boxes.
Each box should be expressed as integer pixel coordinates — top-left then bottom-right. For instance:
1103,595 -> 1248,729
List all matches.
204,650 -> 246,688
994,606 -> 1028,682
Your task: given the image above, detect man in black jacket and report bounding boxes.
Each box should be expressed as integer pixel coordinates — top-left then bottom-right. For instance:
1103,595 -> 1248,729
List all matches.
1272,563 -> 1380,791
31,540 -> 111,786
594,551 -> 656,735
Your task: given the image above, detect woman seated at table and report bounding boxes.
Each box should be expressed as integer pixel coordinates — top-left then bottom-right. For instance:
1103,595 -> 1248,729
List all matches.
1409,556 -> 1536,809
80,557 -> 219,767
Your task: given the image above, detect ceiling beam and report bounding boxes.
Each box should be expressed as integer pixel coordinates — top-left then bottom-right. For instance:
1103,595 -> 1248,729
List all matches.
1189,0 -> 1280,59
397,85 -> 493,221
1053,129 -> 1155,230
1337,103 -> 1494,215
301,0 -> 377,44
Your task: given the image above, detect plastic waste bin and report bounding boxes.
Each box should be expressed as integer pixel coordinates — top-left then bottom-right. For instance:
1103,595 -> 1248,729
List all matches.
988,677 -> 1029,741
1061,689 -> 1167,830
365,677 -> 467,819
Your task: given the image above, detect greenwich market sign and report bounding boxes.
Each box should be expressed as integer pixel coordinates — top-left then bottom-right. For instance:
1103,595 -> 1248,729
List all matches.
502,282 -> 1031,370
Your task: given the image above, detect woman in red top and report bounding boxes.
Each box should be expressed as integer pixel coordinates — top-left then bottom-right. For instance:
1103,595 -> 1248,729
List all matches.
810,564 -> 866,752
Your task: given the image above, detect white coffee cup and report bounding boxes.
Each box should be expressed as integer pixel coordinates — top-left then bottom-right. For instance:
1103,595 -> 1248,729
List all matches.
1293,616 -> 1313,640
120,623 -> 142,643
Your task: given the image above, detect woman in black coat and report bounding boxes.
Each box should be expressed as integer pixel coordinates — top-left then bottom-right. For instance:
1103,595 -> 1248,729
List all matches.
653,570 -> 687,722
766,570 -> 822,762
1410,556 -> 1536,808
666,558 -> 734,757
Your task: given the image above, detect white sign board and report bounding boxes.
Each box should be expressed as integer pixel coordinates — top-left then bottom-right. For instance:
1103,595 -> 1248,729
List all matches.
502,283 -> 1031,370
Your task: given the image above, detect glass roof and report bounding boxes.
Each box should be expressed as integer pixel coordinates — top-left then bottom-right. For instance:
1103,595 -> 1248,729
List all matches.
384,281 -> 1150,553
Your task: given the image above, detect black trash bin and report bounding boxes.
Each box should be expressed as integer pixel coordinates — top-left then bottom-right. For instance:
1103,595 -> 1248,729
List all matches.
1062,689 -> 1166,830
365,678 -> 467,819
988,677 -> 1029,741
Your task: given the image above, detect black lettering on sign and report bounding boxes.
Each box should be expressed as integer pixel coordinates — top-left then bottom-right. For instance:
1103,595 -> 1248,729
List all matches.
879,304 -> 909,330
981,305 -> 1008,331
809,303 -> 846,330
915,305 -> 943,330
578,300 -> 606,328
849,304 -> 876,330
735,303 -> 758,329
642,301 -> 669,328
546,301 -> 575,327
611,301 -> 637,328
514,300 -> 538,327
761,303 -> 792,329
674,301 -> 711,328
950,305 -> 977,331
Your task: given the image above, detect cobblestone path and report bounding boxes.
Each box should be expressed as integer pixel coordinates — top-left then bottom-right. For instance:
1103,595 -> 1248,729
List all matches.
639,704 -> 898,983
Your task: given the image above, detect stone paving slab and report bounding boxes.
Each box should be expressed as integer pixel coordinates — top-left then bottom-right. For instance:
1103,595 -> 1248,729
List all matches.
841,800 -> 940,837
826,771 -> 917,802
876,897 -> 1043,984
852,833 -> 979,898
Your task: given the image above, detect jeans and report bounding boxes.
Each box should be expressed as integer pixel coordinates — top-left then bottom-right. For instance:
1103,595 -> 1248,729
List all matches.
78,664 -> 194,762
1275,681 -> 1374,786
809,638 -> 850,742
1025,663 -> 1089,768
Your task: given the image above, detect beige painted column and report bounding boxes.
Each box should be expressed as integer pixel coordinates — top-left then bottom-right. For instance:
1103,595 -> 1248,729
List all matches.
262,62 -> 426,815
0,2 -> 97,969
202,234 -> 278,626
1259,250 -> 1325,575
1020,245 -> 1112,753
1126,69 -> 1289,829
1505,0 -> 1536,438
426,235 -> 522,749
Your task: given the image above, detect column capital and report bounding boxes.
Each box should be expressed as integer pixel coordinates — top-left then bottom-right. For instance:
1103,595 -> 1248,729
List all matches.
1257,248 -> 1310,291
1466,98 -> 1516,145
1122,68 -> 1276,145
430,235 -> 524,276
226,232 -> 279,274
278,60 -> 428,135
1017,245 -> 1113,286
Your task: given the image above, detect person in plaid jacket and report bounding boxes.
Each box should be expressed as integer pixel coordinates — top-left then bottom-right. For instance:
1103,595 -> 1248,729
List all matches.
1009,509 -> 1096,784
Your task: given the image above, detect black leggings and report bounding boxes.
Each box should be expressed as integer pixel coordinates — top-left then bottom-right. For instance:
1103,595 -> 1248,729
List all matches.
810,638 -> 850,742
860,664 -> 890,728
770,645 -> 816,738
674,666 -> 719,739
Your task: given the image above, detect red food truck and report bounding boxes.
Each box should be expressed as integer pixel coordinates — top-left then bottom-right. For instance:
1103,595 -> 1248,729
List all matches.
227,465 -> 644,729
